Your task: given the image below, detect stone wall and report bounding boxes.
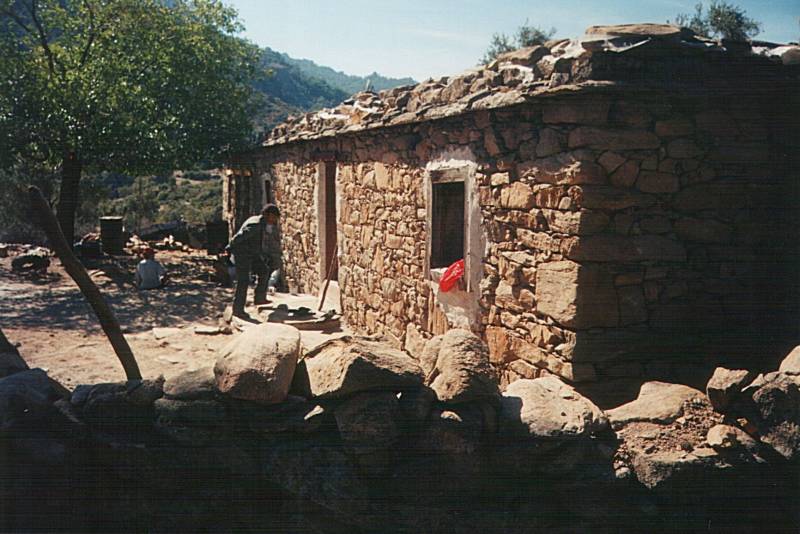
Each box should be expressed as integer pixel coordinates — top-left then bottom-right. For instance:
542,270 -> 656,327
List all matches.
270,161 -> 321,294
232,82 -> 799,389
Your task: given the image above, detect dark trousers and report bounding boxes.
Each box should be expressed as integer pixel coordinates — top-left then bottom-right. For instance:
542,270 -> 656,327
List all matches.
232,256 -> 269,314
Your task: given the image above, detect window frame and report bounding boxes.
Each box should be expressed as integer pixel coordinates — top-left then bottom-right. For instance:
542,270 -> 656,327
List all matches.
425,164 -> 478,292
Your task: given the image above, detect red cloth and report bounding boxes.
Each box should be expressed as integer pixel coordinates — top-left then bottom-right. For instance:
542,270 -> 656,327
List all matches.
439,259 -> 465,292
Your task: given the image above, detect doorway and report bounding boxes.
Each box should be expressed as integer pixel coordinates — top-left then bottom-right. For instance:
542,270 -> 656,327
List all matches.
319,161 -> 338,282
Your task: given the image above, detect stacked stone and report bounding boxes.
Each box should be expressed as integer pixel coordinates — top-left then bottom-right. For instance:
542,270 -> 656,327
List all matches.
480,93 -> 795,386
237,24 -> 798,387
336,162 -> 429,346
262,24 -> 798,148
270,161 -> 320,294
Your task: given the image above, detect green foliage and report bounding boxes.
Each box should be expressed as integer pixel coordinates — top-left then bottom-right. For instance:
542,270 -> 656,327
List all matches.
98,173 -> 222,232
672,1 -> 761,40
0,164 -> 54,243
0,0 -> 263,174
481,22 -> 556,64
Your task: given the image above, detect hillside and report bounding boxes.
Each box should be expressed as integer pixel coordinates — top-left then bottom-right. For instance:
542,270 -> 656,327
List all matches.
273,49 -> 416,95
253,47 -> 416,131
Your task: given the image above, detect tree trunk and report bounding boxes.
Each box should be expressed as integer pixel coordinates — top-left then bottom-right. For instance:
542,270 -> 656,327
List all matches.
56,152 -> 81,247
29,186 -> 142,381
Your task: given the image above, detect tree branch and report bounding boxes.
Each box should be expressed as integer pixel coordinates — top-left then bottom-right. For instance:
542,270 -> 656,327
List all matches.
78,0 -> 96,68
25,0 -> 64,79
28,185 -> 142,381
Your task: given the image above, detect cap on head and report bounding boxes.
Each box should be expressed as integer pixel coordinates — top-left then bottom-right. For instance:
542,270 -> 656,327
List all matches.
262,204 -> 280,218
142,247 -> 155,258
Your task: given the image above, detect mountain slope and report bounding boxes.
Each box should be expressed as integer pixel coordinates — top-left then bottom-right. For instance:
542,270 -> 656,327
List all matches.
252,47 -> 416,131
274,49 -> 416,95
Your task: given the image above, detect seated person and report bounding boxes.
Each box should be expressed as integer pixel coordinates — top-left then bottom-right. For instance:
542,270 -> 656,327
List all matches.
135,247 -> 168,289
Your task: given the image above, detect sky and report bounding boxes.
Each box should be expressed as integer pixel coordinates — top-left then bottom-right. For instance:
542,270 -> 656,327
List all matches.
227,0 -> 799,81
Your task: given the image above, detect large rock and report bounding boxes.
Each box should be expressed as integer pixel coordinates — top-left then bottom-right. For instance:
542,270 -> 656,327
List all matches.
500,376 -> 607,438
419,336 -> 442,378
0,369 -> 59,430
230,396 -> 330,435
778,345 -> 800,374
214,323 -> 301,404
154,398 -> 227,427
607,381 -> 704,428
153,397 -> 228,445
706,424 -> 759,456
705,367 -> 754,412
630,450 -> 713,489
300,336 -> 424,400
0,330 -> 28,379
584,23 -> 684,39
426,329 -> 500,404
74,377 -> 164,430
334,391 -> 399,454
751,373 -> 800,460
415,404 -> 489,457
163,367 -> 216,400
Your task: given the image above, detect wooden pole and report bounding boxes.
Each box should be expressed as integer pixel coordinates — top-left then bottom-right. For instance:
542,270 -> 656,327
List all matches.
28,186 -> 142,380
318,243 -> 338,311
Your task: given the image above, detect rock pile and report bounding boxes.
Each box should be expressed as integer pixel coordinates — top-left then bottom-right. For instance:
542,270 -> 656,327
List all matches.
610,347 -> 800,489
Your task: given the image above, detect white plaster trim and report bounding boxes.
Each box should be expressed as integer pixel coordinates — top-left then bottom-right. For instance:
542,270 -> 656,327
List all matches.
424,148 -> 485,331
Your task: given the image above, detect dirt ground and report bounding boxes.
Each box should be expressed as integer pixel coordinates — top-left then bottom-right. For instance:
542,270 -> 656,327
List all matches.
1,246 -> 344,391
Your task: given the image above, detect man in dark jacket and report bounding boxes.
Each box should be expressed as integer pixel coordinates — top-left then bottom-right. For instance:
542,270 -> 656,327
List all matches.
229,204 -> 282,318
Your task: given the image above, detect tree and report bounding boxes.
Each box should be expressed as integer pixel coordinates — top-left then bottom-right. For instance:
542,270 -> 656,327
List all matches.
672,1 -> 761,41
0,0 -> 262,246
481,22 -> 556,64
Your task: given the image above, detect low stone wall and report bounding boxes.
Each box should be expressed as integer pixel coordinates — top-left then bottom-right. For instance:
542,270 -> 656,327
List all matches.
2,330 -> 799,532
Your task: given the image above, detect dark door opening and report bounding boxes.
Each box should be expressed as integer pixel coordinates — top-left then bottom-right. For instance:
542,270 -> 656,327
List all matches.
431,181 -> 465,269
324,161 -> 338,281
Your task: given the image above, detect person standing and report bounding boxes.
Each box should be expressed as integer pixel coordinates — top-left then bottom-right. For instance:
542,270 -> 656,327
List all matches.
229,204 -> 282,318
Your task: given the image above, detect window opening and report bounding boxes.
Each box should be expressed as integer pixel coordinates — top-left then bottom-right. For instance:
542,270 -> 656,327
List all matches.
430,181 -> 465,269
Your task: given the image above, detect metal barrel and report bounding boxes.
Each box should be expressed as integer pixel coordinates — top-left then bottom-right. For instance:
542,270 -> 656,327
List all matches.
99,216 -> 125,255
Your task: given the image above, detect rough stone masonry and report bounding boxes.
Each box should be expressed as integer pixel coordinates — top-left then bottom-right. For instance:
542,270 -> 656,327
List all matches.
225,23 -> 800,401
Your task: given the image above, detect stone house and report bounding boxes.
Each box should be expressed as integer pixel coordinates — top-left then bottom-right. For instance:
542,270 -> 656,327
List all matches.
224,24 -> 800,400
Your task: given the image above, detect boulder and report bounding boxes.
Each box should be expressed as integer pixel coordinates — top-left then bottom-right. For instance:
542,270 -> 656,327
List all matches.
230,396 -> 330,435
214,323 -> 301,404
416,405 -> 486,457
164,367 -> 216,400
778,345 -> 800,374
397,386 -> 436,423
630,450 -> 713,489
0,369 -> 59,430
154,398 -> 227,427
705,367 -> 754,412
751,373 -> 800,460
0,330 -> 28,379
607,381 -> 704,428
706,424 -> 759,455
426,329 -> 500,404
584,23 -> 684,39
419,336 -> 442,378
334,391 -> 399,454
301,336 -> 424,400
500,376 -> 607,438
75,377 -> 164,430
